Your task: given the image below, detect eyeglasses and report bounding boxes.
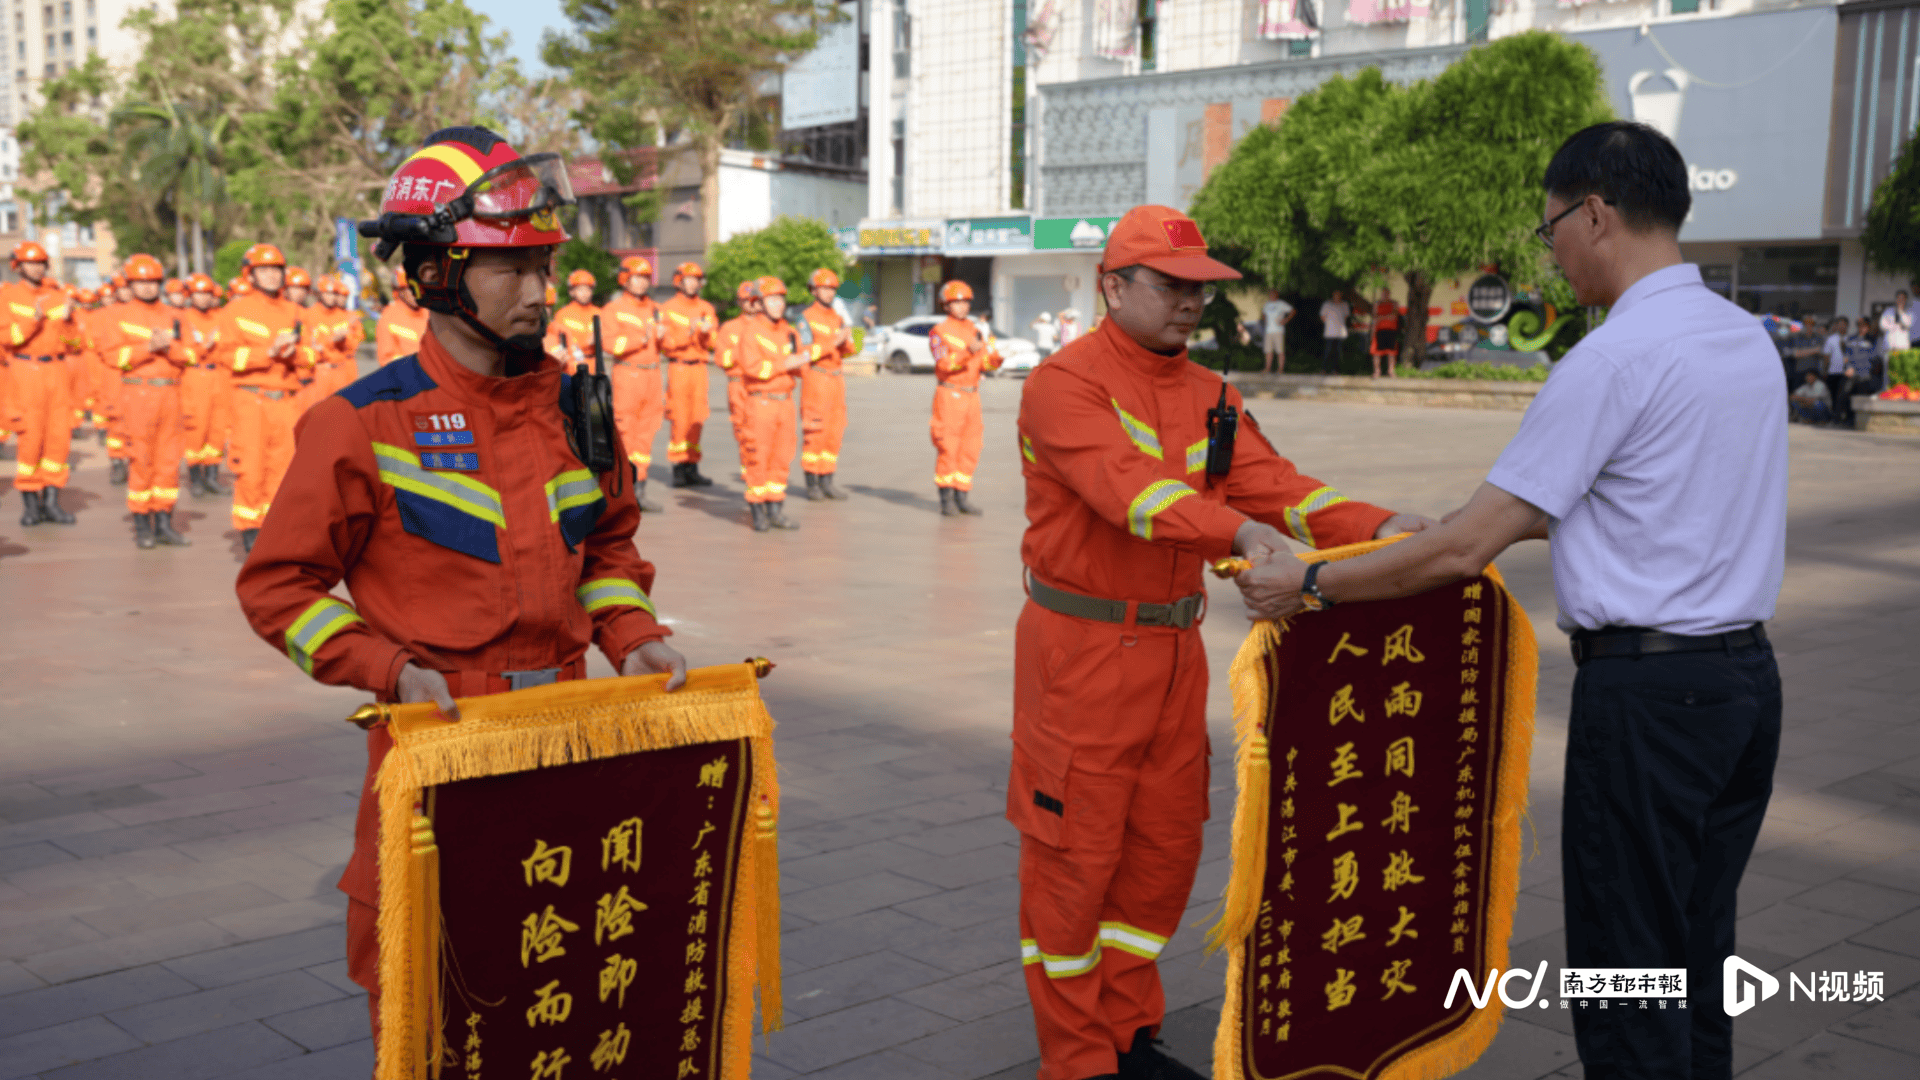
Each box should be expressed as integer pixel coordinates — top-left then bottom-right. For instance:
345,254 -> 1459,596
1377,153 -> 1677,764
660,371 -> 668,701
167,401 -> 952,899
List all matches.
1123,273 -> 1216,306
1535,197 -> 1614,250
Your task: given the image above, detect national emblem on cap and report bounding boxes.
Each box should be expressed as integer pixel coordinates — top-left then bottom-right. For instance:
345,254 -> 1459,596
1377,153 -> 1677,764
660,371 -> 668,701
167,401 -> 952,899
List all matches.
1099,204 -> 1242,282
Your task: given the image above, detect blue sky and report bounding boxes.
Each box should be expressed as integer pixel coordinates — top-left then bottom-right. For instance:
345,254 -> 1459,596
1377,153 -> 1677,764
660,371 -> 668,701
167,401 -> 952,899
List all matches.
466,0 -> 568,76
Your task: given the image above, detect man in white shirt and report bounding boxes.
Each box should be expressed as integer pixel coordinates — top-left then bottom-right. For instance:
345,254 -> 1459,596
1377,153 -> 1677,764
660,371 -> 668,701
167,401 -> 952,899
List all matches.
1319,290 -> 1351,374
1261,290 -> 1294,373
1234,121 -> 1785,1080
1879,290 -> 1911,354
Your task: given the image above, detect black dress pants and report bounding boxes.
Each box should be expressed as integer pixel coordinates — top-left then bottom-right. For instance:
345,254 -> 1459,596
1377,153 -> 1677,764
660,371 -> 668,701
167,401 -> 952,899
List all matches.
1563,637 -> 1781,1080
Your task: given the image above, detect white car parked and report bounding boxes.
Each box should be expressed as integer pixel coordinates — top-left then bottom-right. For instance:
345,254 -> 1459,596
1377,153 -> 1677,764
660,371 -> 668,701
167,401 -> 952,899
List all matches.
876,316 -> 1042,377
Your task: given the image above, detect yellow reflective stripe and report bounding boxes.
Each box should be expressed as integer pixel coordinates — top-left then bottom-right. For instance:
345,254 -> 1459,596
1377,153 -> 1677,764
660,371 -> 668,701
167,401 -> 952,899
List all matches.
1097,921 -> 1168,960
232,346 -> 251,371
8,302 -> 34,316
1111,400 -> 1162,460
544,468 -> 600,521
370,442 -> 506,526
616,312 -> 651,327
1283,485 -> 1348,548
118,321 -> 153,338
403,143 -> 486,187
390,325 -> 420,341
234,317 -> 271,337
1185,438 -> 1208,474
1019,937 -> 1102,978
1126,479 -> 1198,541
284,597 -> 363,675
576,577 -> 655,616
1021,435 -> 1036,464
667,311 -> 690,325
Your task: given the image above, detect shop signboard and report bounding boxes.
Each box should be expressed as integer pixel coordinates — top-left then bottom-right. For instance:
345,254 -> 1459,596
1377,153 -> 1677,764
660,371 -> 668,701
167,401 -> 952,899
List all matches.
1034,216 -> 1121,250
855,219 -> 944,255
945,215 -> 1033,254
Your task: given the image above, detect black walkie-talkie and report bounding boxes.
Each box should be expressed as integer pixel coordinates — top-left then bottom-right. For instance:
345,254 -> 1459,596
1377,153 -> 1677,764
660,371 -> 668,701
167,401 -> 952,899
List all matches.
1206,376 -> 1237,477
564,315 -> 622,491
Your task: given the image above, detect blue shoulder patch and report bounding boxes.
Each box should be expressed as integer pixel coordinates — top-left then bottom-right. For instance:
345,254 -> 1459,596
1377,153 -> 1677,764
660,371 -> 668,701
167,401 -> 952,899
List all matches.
340,355 -> 436,409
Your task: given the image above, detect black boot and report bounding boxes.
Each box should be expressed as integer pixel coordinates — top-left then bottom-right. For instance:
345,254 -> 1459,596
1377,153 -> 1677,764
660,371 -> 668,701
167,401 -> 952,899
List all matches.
134,512 -> 157,549
1117,1026 -> 1205,1080
203,464 -> 229,495
187,464 -> 208,497
820,472 -> 849,500
636,481 -> 663,513
938,487 -> 957,516
749,502 -> 769,532
953,489 -> 983,516
40,487 -> 75,524
152,509 -> 191,546
765,499 -> 800,530
670,462 -> 693,488
241,527 -> 259,553
18,490 -> 42,527
804,473 -> 823,501
685,463 -> 714,487
109,458 -> 128,486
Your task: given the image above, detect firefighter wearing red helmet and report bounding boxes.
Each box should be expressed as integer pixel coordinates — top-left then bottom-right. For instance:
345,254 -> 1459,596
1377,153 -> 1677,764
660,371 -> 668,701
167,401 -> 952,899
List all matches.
798,267 -> 854,500
733,274 -> 808,531
603,254 -> 667,511
234,126 -> 689,1044
3,239 -> 81,525
543,267 -> 601,372
661,260 -> 719,488
929,279 -> 1000,516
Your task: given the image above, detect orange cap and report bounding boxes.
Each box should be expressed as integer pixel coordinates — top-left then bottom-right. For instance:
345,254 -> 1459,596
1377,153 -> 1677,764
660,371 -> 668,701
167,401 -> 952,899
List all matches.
242,243 -> 287,268
617,255 -> 653,286
1098,205 -> 1241,282
111,274 -> 129,289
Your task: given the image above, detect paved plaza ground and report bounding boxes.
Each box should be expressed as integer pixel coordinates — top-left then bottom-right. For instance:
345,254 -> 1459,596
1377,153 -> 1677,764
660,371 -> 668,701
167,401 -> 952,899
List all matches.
1,367 -> 1918,1079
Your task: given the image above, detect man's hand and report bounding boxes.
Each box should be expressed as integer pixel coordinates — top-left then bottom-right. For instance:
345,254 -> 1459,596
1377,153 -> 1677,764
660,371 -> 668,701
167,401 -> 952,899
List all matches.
1232,520 -> 1291,563
148,328 -> 175,353
395,663 -> 460,721
332,325 -> 348,344
270,331 -> 298,359
622,640 -> 688,690
1373,513 -> 1438,539
1234,555 -> 1309,621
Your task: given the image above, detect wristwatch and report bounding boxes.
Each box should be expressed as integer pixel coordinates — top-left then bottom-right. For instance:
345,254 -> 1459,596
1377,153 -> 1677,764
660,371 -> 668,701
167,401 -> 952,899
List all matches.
1300,561 -> 1335,612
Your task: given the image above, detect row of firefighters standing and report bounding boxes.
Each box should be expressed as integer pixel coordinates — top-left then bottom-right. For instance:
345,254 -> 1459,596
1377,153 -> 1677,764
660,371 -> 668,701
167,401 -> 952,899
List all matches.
528,257 -> 1002,528
0,240 -> 365,548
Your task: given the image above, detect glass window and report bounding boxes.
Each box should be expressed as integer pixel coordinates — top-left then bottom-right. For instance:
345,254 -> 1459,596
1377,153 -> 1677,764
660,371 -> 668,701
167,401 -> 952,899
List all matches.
1735,245 -> 1838,319
1670,0 -> 1700,11
1465,0 -> 1490,42
1700,265 -> 1732,297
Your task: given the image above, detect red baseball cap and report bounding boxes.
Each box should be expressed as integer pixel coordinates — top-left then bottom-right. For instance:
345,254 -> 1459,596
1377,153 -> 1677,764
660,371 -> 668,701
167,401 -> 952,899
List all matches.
1098,205 -> 1242,282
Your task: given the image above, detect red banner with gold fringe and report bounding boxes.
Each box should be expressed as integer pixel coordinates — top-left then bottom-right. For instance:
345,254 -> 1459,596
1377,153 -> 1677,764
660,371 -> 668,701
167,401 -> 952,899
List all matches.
1210,538 -> 1536,1080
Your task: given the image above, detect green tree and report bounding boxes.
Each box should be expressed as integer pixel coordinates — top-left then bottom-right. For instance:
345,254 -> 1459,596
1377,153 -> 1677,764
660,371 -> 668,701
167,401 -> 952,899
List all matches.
700,215 -> 846,318
214,238 -> 253,282
1864,131 -> 1920,286
1193,32 -> 1612,371
543,0 -> 835,248
112,102 -> 230,274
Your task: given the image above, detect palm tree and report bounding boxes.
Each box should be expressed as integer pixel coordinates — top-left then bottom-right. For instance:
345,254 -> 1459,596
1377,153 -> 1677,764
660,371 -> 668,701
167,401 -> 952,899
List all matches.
112,100 -> 229,275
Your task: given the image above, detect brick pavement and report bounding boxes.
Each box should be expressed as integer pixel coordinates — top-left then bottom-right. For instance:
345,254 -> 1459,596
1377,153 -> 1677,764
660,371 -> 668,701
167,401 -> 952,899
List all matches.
1,368 -> 1917,1078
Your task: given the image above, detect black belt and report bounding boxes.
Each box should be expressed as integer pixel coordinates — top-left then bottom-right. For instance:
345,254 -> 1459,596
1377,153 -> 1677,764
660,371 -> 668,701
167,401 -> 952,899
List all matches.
1027,572 -> 1205,630
672,358 -> 708,365
1569,624 -> 1768,665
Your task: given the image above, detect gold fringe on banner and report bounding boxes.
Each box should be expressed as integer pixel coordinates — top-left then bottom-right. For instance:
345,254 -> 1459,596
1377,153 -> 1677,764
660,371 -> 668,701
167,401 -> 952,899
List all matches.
368,663 -> 782,1080
1209,539 -> 1537,1080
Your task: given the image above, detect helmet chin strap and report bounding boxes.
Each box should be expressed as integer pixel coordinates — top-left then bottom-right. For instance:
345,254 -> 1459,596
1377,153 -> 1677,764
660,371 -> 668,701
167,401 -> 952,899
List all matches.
417,249 -> 548,369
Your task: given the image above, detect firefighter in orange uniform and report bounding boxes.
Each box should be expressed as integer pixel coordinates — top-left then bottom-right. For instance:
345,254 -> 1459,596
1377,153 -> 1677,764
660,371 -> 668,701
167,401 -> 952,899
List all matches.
715,279 -> 760,469
67,288 -> 103,441
660,261 -> 718,488
798,268 -> 853,500
1010,206 -> 1433,1080
233,126 -> 688,1038
311,275 -> 365,396
373,268 -> 429,365
543,268 -> 601,370
103,253 -> 195,547
86,275 -> 134,485
180,273 -> 231,496
928,280 -> 999,516
601,255 -> 666,512
735,275 -> 807,532
216,243 -> 316,550
285,267 -> 313,308
3,240 -> 80,525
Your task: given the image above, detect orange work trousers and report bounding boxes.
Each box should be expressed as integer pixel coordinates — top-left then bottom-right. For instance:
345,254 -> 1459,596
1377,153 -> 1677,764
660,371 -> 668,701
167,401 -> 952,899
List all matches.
666,359 -> 710,463
930,384 -> 983,491
9,356 -> 74,492
1010,600 -> 1210,1080
611,361 -> 665,474
740,391 -> 795,503
121,381 -> 185,513
66,354 -> 91,429
180,365 -> 232,466
801,369 -> 847,475
229,385 -> 299,530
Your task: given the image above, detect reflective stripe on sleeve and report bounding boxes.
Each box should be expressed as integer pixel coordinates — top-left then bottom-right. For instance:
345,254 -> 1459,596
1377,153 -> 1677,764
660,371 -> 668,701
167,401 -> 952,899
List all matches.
1021,434 -> 1036,464
1019,937 -> 1102,979
1283,485 -> 1349,548
1126,479 -> 1198,541
1111,400 -> 1163,460
576,577 -> 656,616
1097,921 -> 1169,960
544,468 -> 601,521
1185,438 -> 1208,474
371,442 -> 506,526
234,317 -> 271,338
285,597 -> 363,675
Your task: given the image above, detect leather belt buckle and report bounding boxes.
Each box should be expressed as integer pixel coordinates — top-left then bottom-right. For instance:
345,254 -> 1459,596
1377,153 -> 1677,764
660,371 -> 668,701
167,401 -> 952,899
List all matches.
502,667 -> 562,691
1569,636 -> 1586,665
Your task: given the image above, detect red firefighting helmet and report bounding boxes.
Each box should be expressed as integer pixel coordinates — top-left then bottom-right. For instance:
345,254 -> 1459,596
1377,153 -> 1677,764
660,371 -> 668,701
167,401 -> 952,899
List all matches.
111,274 -> 128,290
11,240 -> 47,266
286,267 -> 312,288
229,276 -> 253,296
242,243 -> 287,269
124,253 -> 166,281
809,268 -> 840,291
76,288 -> 97,305
672,261 -> 704,284
370,126 -> 571,253
617,256 -> 653,287
735,279 -> 760,301
756,275 -> 787,297
163,277 -> 187,296
566,269 -> 595,288
187,273 -> 215,294
939,280 -> 972,304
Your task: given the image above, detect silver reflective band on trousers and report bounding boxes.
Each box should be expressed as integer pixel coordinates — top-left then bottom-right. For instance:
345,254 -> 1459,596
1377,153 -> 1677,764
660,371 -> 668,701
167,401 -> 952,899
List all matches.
1026,572 -> 1204,630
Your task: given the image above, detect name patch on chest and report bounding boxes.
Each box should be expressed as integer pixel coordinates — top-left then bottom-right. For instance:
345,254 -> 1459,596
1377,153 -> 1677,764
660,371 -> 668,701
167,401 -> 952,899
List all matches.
420,451 -> 481,472
414,430 -> 475,447
412,410 -> 471,435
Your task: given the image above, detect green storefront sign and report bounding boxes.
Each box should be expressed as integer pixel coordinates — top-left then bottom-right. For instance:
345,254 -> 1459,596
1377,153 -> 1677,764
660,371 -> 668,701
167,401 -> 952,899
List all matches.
944,215 -> 1033,253
1034,216 -> 1121,250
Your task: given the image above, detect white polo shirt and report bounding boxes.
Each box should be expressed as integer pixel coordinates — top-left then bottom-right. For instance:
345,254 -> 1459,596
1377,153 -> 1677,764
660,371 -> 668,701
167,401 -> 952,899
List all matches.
1486,263 -> 1786,636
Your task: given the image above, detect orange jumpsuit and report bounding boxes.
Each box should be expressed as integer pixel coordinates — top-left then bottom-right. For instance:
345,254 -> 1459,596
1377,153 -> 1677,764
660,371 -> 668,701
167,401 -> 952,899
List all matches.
216,292 -> 315,530
601,291 -> 665,474
80,303 -> 129,465
714,315 -> 752,459
544,300 -> 602,371
659,293 -> 718,464
798,301 -> 852,475
179,307 -> 230,469
734,314 -> 801,503
373,300 -> 429,366
302,305 -> 362,405
234,329 -> 670,1032
1,279 -> 77,493
102,300 -> 195,513
1012,317 -> 1394,1080
927,316 -> 998,491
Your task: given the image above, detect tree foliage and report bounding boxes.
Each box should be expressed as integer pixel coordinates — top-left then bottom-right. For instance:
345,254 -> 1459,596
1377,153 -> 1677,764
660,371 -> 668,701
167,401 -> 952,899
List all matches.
1865,132 -> 1920,284
1192,32 -> 1612,369
701,215 -> 845,318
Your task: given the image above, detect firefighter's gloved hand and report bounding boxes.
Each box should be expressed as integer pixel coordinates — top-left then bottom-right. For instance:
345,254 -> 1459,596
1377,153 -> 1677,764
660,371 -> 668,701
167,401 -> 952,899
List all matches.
622,639 -> 688,691
396,663 -> 460,721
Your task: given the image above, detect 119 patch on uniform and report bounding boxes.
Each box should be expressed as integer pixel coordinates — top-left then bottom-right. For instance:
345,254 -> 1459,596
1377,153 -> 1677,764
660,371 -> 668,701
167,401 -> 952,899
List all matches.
412,411 -> 479,469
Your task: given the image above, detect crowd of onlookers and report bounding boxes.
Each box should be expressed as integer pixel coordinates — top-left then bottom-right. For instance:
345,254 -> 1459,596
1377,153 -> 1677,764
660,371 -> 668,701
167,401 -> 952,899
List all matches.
1777,290 -> 1917,427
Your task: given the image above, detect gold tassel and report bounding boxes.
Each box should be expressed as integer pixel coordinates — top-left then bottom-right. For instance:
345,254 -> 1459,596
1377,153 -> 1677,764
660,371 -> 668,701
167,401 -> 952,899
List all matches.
408,813 -> 445,1080
754,793 -> 783,1031
1206,618 -> 1283,954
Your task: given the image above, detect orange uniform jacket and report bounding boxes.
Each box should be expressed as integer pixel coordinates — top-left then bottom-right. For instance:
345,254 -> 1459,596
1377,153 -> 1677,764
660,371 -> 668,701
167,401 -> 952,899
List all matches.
103,300 -> 197,379
2,279 -> 74,358
545,300 -> 603,369
374,300 -> 430,366
928,315 -> 998,386
657,293 -> 717,361
1018,316 -> 1392,602
735,313 -> 801,394
800,302 -> 853,370
600,292 -> 660,361
217,293 -> 316,389
715,314 -> 751,433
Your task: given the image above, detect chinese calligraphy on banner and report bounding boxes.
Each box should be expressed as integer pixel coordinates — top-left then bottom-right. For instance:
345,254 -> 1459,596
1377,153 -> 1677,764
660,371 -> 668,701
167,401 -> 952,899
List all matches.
1211,541 -> 1536,1080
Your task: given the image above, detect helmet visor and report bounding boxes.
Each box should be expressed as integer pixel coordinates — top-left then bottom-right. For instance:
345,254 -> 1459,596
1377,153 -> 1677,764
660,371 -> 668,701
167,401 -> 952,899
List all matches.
466,153 -> 574,220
